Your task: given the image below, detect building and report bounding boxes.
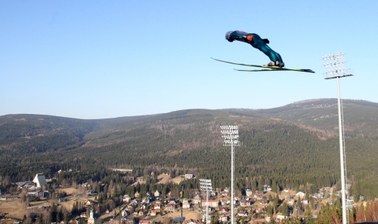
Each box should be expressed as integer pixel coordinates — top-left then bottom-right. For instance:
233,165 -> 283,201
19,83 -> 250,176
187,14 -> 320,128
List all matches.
246,188 -> 253,197
87,210 -> 95,224
182,198 -> 190,209
33,173 -> 46,189
201,199 -> 219,208
184,174 -> 194,180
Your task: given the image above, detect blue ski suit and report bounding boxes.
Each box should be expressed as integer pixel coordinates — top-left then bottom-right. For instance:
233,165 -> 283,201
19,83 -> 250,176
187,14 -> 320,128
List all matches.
226,31 -> 284,67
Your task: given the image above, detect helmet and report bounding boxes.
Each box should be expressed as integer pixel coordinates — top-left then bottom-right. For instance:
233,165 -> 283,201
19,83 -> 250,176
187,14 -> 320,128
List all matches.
225,31 -> 234,42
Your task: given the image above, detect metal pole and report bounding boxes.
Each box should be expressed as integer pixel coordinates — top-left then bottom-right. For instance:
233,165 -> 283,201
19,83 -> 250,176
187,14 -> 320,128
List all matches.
199,179 -> 212,224
323,52 -> 352,224
337,77 -> 347,224
231,140 -> 234,224
206,189 -> 209,224
220,125 -> 239,224
181,185 -> 184,220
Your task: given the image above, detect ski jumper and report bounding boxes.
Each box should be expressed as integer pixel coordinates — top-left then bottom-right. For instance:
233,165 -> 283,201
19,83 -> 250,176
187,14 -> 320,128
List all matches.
225,31 -> 285,67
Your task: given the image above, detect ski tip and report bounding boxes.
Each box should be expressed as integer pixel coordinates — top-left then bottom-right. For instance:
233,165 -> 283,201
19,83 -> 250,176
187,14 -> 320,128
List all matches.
210,57 -> 222,62
304,69 -> 315,73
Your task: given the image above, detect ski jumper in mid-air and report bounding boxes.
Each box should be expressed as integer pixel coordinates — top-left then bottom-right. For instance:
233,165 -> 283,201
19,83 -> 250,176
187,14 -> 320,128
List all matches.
225,30 -> 285,67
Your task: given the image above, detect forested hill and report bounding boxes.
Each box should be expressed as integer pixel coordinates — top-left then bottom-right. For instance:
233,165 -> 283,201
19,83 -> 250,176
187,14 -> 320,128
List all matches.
1,98 -> 378,197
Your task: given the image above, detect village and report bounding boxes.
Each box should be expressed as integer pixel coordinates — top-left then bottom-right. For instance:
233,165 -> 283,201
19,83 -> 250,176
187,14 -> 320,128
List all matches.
0,170 -> 349,224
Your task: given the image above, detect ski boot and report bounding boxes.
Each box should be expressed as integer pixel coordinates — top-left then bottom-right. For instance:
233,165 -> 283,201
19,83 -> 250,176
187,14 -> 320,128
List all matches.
268,61 -> 285,68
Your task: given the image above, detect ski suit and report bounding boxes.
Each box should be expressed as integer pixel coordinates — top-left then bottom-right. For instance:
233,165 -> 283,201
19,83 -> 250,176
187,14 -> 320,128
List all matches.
225,30 -> 284,67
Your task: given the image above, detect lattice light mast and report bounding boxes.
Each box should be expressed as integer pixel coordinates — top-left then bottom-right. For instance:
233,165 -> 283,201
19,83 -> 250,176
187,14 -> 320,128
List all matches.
220,125 -> 240,224
323,52 -> 353,224
199,179 -> 212,224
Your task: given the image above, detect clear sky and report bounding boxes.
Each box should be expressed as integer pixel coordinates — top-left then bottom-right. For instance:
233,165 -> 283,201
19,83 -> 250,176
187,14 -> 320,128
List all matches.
1,1 -> 377,119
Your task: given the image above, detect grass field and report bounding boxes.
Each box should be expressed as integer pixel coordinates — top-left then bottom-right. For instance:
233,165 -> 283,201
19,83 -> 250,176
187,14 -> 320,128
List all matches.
0,198 -> 25,221
153,210 -> 202,223
0,187 -> 95,223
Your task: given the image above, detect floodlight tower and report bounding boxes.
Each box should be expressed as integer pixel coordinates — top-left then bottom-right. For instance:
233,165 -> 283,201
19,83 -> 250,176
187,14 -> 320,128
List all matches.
220,125 -> 240,224
199,179 -> 212,224
323,52 -> 353,224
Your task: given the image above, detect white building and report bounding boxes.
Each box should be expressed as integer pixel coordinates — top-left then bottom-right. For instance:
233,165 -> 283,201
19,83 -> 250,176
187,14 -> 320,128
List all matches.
246,188 -> 253,197
154,190 -> 160,198
87,210 -> 95,224
182,198 -> 190,209
184,174 -> 194,179
33,173 -> 46,188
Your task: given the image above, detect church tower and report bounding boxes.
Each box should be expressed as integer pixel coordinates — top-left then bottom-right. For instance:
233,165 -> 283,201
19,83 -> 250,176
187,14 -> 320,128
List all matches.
87,209 -> 95,224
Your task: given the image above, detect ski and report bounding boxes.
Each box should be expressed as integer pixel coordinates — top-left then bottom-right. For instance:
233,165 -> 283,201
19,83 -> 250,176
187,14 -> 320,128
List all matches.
211,57 -> 315,73
235,68 -> 315,73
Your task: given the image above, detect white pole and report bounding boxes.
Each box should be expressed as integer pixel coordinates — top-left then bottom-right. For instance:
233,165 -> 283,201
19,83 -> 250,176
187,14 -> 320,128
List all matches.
200,179 -> 212,224
206,189 -> 209,224
323,52 -> 352,224
220,125 -> 239,224
337,77 -> 347,224
231,140 -> 234,224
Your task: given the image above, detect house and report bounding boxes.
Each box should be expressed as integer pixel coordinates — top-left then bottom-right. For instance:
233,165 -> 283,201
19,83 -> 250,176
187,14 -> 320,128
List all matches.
192,195 -> 201,205
220,188 -> 229,197
245,188 -> 253,197
182,199 -> 190,209
219,215 -> 228,223
240,199 -> 253,207
165,204 -> 175,213
85,200 -> 96,207
165,200 -> 176,212
201,199 -> 219,208
123,194 -> 131,203
263,185 -> 272,193
149,209 -> 157,217
287,199 -> 295,206
33,173 -> 46,189
87,191 -> 97,196
296,191 -> 306,200
26,191 -> 39,197
184,174 -> 194,180
15,181 -> 33,189
275,214 -> 287,222
153,201 -> 161,210
237,211 -> 248,217
218,206 -> 226,213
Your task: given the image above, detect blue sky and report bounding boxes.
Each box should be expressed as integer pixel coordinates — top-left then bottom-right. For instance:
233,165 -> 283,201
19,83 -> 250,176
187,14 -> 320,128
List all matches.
1,1 -> 377,119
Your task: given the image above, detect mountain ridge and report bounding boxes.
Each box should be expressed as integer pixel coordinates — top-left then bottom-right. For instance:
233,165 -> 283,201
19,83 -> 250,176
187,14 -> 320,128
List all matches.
1,98 -> 378,197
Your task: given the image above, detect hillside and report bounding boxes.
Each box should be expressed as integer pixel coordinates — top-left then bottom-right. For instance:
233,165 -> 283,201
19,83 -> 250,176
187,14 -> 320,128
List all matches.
1,99 -> 378,197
